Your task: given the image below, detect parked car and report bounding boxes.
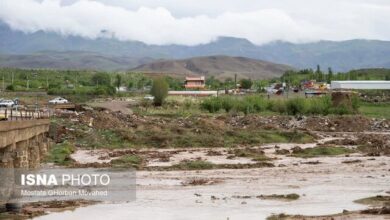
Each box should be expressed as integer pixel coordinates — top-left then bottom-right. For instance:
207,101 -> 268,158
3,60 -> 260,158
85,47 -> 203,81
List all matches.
0,99 -> 15,108
48,97 -> 69,104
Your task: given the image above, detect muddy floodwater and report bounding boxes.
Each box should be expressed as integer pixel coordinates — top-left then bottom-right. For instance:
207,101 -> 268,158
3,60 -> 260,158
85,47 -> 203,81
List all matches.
36,155 -> 390,220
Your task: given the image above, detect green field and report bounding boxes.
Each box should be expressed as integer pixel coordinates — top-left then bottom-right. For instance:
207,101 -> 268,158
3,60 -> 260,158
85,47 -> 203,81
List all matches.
359,102 -> 390,119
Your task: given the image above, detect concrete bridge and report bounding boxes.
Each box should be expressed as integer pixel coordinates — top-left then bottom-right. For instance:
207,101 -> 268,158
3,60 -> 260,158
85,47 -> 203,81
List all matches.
0,119 -> 51,168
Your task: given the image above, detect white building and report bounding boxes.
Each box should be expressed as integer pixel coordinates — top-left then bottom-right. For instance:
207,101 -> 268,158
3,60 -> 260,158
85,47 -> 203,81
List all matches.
331,81 -> 390,90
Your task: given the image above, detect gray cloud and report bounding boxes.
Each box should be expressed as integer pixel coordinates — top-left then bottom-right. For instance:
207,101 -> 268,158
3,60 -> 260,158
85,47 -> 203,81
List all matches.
0,0 -> 389,45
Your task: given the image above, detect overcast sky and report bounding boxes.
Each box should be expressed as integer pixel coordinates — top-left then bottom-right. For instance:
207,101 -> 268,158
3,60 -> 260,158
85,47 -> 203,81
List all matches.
0,0 -> 389,45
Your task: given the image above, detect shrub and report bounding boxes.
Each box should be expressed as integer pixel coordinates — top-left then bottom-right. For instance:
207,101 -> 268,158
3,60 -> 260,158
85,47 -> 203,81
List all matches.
201,95 -> 357,116
45,142 -> 75,166
151,77 -> 169,106
292,146 -> 354,158
286,98 -> 307,115
48,85 -> 115,96
351,94 -> 360,111
111,155 -> 143,169
174,160 -> 214,170
93,85 -> 116,95
47,87 -> 74,95
201,95 -> 269,114
221,96 -> 235,112
183,99 -> 193,110
200,97 -> 223,113
235,99 -> 255,115
5,84 -> 15,91
244,96 -> 268,112
240,78 -> 253,89
329,104 -> 352,115
268,100 -> 287,114
306,96 -> 332,115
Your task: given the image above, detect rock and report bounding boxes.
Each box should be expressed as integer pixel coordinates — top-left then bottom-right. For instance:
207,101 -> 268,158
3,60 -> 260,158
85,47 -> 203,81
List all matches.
291,146 -> 303,153
275,149 -> 290,155
211,195 -> 219,200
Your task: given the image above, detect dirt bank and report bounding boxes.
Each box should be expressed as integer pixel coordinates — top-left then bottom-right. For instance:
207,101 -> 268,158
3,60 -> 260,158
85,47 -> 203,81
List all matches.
1,200 -> 98,219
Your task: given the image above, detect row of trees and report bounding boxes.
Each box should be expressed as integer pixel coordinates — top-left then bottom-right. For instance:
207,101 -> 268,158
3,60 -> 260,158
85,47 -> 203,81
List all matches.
281,65 -> 390,86
206,76 -> 255,90
282,66 -> 335,86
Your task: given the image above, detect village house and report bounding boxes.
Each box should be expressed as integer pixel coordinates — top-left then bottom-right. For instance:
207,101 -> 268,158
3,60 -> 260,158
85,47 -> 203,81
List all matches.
184,76 -> 205,89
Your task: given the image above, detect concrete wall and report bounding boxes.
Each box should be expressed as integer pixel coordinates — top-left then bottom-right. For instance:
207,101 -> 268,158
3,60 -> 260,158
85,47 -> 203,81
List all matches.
0,119 -> 50,169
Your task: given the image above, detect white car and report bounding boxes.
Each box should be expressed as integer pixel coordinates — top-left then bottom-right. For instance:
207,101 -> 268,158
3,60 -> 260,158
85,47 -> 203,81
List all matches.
144,95 -> 155,101
49,97 -> 69,104
0,99 -> 15,107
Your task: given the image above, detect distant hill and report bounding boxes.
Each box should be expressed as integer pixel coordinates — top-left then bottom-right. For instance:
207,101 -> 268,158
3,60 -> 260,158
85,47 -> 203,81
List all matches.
132,55 -> 293,79
0,51 -> 153,71
1,22 -> 390,72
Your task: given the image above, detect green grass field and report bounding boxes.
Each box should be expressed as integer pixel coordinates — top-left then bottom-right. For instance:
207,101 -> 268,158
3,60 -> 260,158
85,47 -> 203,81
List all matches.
359,102 -> 390,119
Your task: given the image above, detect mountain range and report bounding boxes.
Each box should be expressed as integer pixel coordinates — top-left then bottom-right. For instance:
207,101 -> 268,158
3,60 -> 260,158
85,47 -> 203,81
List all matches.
1,22 -> 390,73
0,51 -> 152,71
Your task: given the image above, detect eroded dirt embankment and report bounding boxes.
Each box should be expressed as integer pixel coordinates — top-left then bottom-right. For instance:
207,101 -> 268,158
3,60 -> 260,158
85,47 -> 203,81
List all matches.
51,108 -> 390,150
1,200 -> 98,220
42,107 -> 390,170
54,108 -> 390,135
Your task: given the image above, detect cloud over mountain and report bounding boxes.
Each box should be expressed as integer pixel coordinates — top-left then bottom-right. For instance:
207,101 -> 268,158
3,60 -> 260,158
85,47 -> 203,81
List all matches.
0,0 -> 390,46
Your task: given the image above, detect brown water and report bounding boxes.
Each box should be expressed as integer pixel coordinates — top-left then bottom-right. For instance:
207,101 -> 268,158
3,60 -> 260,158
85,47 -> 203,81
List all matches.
36,155 -> 390,220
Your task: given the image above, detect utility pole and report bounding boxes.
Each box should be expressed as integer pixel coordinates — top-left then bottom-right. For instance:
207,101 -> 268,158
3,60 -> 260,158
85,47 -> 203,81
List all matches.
234,74 -> 237,92
11,72 -> 14,85
2,74 -> 5,91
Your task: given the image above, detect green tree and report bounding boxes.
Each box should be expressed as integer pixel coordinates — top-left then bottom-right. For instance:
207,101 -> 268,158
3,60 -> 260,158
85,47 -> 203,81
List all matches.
315,65 -> 323,82
327,67 -> 333,84
206,76 -> 222,90
350,72 -> 358,80
92,72 -> 111,86
128,81 -> 134,90
308,68 -> 315,80
316,65 -> 321,74
165,76 -> 183,90
115,74 -> 122,90
240,78 -> 253,89
254,80 -> 268,92
224,78 -> 234,89
151,77 -> 169,106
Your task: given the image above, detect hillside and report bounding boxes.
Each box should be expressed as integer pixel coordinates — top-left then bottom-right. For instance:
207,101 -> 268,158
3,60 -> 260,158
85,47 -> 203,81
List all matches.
132,56 -> 293,79
0,51 -> 153,71
2,22 -> 390,72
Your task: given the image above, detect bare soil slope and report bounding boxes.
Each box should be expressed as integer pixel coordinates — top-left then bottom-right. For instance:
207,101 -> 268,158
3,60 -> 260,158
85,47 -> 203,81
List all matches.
131,55 -> 294,79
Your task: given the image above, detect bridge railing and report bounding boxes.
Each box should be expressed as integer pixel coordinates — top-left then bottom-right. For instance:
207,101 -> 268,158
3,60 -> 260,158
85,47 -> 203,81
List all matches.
0,107 -> 52,121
